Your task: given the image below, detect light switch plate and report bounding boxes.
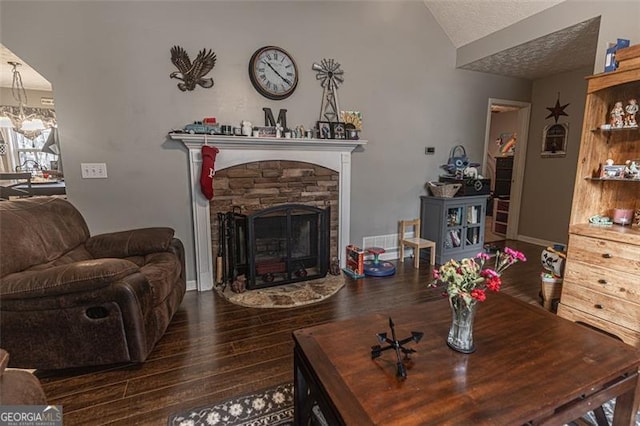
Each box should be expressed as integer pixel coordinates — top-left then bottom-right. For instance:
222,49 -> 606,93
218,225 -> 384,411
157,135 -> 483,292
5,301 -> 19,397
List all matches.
81,163 -> 108,179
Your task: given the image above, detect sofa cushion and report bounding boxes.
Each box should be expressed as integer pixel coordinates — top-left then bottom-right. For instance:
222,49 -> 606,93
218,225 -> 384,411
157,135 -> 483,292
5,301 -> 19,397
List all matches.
0,259 -> 140,300
0,198 -> 90,277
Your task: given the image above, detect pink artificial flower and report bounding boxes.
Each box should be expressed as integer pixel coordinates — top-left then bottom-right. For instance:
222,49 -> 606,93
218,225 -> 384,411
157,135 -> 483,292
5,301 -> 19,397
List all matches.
433,268 -> 440,280
476,252 -> 491,260
504,247 -> 527,262
480,268 -> 498,278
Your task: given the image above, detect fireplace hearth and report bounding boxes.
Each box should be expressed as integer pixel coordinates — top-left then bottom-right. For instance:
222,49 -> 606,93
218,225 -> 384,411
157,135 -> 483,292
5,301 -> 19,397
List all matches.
220,204 -> 329,289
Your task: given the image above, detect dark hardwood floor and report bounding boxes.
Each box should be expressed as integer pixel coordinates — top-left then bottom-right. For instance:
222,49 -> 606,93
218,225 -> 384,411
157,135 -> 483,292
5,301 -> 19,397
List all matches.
36,240 -> 547,425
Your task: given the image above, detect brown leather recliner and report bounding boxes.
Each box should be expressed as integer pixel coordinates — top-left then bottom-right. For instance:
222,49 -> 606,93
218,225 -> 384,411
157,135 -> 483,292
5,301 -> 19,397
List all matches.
0,197 -> 186,370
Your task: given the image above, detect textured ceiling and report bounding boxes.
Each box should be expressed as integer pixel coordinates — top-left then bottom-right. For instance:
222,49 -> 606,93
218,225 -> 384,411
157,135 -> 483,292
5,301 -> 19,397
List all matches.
0,45 -> 51,92
423,0 -> 565,48
459,17 -> 600,80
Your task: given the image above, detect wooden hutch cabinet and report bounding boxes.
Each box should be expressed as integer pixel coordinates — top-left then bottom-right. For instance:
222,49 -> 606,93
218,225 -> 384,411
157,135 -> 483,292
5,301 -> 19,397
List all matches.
557,46 -> 640,347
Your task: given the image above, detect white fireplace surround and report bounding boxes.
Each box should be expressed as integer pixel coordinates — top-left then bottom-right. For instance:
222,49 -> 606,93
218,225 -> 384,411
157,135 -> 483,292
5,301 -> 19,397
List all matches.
170,134 -> 366,291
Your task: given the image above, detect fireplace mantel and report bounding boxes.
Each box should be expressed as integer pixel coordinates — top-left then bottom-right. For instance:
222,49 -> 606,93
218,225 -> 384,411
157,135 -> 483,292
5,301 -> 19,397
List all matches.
170,133 -> 366,291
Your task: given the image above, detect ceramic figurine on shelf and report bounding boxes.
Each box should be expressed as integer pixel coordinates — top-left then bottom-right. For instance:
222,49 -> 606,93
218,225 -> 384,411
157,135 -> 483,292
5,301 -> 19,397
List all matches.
241,121 -> 252,136
626,160 -> 639,179
625,99 -> 638,127
610,101 -> 625,128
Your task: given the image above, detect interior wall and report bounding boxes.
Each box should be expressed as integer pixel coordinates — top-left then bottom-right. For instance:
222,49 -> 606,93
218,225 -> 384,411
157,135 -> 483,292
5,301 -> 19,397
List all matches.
518,65 -> 592,245
0,1 -> 532,282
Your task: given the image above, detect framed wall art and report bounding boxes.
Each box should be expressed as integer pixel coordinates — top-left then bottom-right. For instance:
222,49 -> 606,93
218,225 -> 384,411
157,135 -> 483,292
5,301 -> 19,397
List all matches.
541,123 -> 569,157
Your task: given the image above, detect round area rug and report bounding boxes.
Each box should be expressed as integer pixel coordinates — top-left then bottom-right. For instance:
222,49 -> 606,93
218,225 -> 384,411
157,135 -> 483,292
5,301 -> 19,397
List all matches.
215,273 -> 345,309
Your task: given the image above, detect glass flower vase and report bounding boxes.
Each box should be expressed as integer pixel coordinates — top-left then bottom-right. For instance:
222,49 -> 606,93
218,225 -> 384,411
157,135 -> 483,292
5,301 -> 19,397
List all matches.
447,296 -> 477,353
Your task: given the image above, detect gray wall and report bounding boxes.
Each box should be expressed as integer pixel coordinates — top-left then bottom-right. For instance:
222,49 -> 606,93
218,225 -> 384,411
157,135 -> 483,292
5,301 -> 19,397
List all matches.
1,1 -> 532,282
519,66 -> 592,245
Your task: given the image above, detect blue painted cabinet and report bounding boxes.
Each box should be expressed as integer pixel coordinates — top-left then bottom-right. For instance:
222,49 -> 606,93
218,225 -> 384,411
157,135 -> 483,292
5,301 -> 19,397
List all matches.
420,195 -> 489,265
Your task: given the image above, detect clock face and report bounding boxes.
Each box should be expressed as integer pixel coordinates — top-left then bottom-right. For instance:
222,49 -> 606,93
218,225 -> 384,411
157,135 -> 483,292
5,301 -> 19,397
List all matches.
248,46 -> 298,100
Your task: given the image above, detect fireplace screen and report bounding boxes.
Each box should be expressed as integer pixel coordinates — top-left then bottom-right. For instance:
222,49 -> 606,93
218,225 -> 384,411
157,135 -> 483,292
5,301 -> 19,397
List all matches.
247,204 -> 329,289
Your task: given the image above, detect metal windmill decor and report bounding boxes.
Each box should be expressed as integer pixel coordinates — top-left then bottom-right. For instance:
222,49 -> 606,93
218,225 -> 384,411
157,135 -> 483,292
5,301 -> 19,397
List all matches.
170,46 -> 217,92
312,58 -> 344,122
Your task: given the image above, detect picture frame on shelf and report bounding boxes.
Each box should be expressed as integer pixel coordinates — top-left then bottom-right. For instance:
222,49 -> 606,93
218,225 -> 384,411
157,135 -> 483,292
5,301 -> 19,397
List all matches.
541,123 -> 569,157
600,164 -> 626,179
330,122 -> 346,140
317,121 -> 331,139
254,126 -> 277,137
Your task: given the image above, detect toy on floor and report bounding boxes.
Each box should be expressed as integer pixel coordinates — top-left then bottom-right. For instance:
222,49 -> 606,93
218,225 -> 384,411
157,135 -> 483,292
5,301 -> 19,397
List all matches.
363,247 -> 396,277
343,244 -> 365,279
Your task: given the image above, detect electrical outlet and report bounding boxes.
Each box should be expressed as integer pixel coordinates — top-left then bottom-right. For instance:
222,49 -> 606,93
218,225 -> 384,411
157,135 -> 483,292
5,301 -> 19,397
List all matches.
81,163 -> 108,179
425,147 -> 435,155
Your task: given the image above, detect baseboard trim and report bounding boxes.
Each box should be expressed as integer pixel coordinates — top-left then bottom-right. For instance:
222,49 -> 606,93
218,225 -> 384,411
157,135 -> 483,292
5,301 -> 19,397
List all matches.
186,280 -> 197,292
517,234 -> 566,249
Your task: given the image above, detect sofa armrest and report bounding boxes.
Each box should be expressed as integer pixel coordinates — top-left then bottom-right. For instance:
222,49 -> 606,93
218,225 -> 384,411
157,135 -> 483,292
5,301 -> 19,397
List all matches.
0,259 -> 140,300
85,227 -> 175,258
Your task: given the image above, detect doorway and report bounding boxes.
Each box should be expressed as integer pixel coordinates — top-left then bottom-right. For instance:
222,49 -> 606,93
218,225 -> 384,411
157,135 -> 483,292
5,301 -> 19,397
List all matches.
482,99 -> 531,242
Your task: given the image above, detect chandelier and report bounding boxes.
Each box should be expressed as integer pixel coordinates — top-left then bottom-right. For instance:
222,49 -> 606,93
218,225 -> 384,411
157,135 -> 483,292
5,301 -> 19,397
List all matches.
0,61 -> 56,139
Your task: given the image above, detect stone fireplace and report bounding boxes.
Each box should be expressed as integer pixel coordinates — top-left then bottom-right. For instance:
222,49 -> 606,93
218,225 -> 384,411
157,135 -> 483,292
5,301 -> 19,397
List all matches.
170,134 -> 365,291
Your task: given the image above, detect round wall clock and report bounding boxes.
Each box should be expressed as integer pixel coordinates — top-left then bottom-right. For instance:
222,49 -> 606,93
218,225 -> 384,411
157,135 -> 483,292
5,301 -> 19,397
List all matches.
248,46 -> 298,100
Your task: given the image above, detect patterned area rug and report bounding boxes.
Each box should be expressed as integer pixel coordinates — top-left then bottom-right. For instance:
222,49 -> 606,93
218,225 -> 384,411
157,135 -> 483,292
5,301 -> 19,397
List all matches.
168,383 -> 294,426
215,273 -> 345,309
168,382 -> 639,426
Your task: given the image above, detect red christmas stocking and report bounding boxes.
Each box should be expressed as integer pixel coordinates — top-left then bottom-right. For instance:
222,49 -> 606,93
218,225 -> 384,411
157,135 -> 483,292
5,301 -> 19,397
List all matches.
200,145 -> 219,200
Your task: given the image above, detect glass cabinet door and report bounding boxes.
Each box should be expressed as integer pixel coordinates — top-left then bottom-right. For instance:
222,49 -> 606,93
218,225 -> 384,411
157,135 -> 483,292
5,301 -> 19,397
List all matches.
464,202 -> 484,250
444,206 -> 463,250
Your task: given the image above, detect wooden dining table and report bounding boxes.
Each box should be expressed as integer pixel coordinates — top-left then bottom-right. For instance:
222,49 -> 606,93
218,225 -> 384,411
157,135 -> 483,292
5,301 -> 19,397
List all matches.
293,292 -> 640,425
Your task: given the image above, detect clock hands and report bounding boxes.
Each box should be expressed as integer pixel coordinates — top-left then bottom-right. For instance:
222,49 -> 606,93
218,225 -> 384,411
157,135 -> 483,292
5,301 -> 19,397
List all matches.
262,60 -> 292,86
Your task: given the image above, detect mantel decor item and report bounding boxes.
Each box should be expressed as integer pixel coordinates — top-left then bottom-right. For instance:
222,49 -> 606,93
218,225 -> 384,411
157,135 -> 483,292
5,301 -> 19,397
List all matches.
170,45 -> 217,92
431,247 -> 527,353
313,58 -> 344,122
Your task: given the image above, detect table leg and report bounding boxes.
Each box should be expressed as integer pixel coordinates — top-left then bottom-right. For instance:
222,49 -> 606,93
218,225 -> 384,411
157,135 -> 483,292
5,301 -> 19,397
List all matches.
612,371 -> 640,426
294,346 -> 315,425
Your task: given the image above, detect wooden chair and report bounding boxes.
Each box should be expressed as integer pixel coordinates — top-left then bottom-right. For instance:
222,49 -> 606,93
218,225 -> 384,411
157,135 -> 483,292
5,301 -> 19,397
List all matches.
398,219 -> 435,268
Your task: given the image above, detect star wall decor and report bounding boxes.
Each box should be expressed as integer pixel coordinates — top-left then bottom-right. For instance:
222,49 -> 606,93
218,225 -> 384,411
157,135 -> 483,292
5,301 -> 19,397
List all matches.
545,93 -> 569,123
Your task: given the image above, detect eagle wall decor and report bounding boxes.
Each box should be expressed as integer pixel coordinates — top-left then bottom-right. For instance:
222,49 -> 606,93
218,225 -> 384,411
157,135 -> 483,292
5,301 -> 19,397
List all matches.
170,45 -> 217,91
